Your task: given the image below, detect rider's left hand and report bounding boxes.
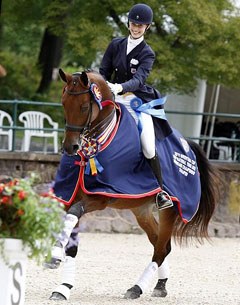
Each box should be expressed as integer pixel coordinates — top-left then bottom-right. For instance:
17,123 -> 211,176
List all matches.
107,82 -> 123,95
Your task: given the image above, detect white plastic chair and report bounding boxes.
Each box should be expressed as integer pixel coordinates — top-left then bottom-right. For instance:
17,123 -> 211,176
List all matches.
19,111 -> 58,153
213,139 -> 237,161
0,110 -> 13,150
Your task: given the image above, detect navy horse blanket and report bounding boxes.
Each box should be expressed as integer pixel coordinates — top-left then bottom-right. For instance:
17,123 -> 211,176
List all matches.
53,102 -> 201,223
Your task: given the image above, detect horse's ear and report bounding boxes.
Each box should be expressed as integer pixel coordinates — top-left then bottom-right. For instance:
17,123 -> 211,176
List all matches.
80,71 -> 89,87
59,68 -> 67,83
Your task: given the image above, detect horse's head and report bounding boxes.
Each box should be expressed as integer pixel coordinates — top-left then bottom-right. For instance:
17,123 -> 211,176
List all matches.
59,68 -> 113,155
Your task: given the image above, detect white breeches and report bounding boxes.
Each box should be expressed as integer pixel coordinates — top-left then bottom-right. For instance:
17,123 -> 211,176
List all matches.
115,94 -> 156,159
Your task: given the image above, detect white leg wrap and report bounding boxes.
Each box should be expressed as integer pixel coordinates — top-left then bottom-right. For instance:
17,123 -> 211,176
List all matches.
53,284 -> 71,300
158,257 -> 170,279
61,256 -> 76,287
58,214 -> 78,248
135,262 -> 158,293
51,245 -> 66,261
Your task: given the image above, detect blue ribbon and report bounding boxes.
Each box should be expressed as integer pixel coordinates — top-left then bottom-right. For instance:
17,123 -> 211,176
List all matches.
137,97 -> 167,119
85,157 -> 104,175
130,96 -> 167,134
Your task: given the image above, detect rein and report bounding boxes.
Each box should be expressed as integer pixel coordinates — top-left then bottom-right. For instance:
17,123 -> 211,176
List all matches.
81,106 -> 116,140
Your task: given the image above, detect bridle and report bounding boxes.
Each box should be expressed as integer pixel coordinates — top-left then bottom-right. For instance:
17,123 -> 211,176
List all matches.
63,72 -> 115,138
64,82 -> 95,133
61,71 -> 117,157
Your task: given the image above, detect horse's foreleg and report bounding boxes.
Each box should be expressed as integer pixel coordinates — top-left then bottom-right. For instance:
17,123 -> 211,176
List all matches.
49,231 -> 79,301
59,203 -> 84,249
45,197 -> 108,300
44,201 -> 84,269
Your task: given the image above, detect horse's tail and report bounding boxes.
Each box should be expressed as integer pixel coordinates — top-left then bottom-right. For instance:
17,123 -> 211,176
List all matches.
173,139 -> 221,244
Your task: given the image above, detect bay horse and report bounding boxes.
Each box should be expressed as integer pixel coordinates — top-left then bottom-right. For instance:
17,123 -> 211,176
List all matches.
46,68 -> 219,301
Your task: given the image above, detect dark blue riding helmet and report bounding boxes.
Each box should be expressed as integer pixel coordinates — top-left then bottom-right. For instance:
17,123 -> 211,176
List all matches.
128,3 -> 153,25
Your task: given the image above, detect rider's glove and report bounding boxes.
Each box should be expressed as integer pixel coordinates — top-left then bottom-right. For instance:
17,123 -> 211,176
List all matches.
107,82 -> 123,96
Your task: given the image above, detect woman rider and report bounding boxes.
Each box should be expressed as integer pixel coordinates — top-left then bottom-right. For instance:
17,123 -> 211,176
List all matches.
99,3 -> 173,210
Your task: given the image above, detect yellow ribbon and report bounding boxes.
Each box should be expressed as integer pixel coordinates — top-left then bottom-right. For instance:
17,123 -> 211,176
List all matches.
89,158 -> 97,176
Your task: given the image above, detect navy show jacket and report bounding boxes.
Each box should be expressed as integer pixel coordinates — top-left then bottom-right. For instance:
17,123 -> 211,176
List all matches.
99,37 -> 161,103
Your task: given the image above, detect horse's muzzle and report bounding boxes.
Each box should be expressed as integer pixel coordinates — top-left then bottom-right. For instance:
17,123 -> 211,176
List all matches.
62,141 -> 79,156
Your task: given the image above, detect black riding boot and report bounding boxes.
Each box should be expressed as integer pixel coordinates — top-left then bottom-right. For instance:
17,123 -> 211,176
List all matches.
148,154 -> 173,210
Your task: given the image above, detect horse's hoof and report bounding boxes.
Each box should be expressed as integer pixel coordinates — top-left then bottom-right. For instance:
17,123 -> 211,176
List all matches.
124,285 -> 142,299
43,243 -> 65,269
151,287 -> 168,297
49,284 -> 71,301
43,258 -> 61,269
152,279 -> 168,297
49,292 -> 67,301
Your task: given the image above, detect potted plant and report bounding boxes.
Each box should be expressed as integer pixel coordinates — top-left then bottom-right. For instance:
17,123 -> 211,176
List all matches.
0,174 -> 65,305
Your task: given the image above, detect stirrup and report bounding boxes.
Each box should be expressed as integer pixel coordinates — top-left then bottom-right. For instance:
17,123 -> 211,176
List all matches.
155,191 -> 173,210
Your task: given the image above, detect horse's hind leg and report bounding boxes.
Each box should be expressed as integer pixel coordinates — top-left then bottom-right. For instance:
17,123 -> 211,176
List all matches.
150,207 -> 177,297
151,241 -> 171,297
124,204 -> 174,299
152,207 -> 176,264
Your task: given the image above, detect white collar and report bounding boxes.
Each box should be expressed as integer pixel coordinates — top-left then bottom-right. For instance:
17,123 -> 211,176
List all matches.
127,35 -> 144,55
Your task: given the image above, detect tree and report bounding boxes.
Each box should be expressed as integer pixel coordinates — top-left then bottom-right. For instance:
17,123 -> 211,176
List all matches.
36,0 -> 77,93
1,0 -> 240,97
60,0 -> 240,94
36,28 -> 63,94
147,0 -> 240,93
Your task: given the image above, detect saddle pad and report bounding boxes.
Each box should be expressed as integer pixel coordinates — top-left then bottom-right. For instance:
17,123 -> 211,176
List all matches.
157,128 -> 201,222
53,103 -> 201,222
